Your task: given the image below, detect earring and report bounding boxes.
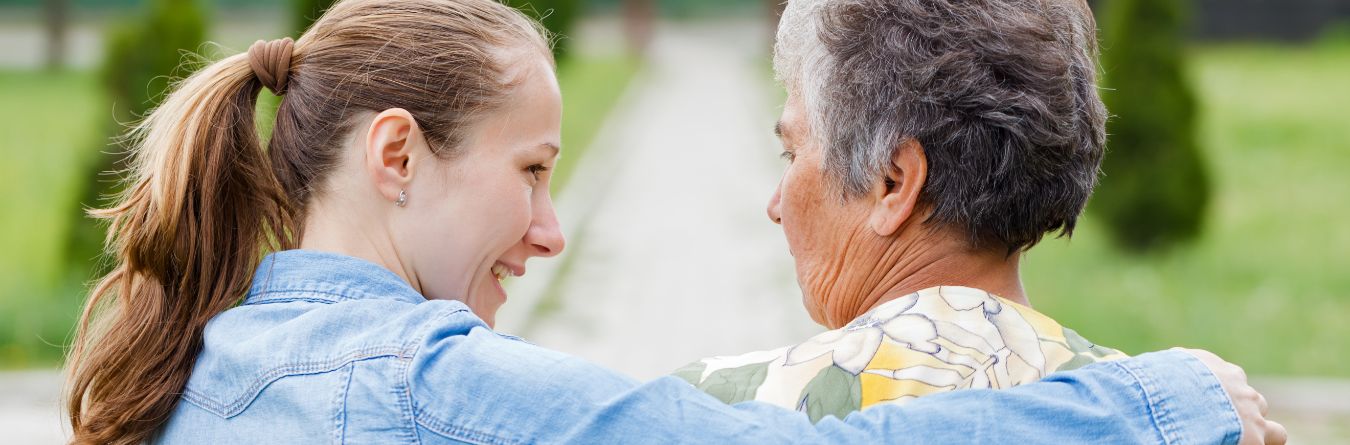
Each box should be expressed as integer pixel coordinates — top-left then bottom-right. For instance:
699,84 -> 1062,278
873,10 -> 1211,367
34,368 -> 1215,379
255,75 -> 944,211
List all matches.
394,189 -> 408,207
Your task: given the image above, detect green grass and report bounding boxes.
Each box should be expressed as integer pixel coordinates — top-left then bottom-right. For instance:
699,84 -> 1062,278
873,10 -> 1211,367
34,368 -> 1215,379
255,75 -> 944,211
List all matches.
0,69 -> 103,367
1023,43 -> 1350,377
0,54 -> 638,369
553,54 -> 641,191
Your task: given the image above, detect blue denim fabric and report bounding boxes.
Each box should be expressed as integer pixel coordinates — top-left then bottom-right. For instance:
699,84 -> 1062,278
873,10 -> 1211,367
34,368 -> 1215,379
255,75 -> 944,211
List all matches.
153,249 -> 1241,444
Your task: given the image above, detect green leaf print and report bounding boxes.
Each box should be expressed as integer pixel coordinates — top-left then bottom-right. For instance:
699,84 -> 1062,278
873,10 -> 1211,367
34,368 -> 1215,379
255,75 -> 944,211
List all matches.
1056,327 -> 1126,372
695,362 -> 770,405
670,361 -> 708,386
796,365 -> 862,423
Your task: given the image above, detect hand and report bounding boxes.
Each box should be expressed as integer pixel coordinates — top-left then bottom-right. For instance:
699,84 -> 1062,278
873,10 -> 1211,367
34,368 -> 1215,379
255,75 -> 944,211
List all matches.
1179,348 -> 1288,445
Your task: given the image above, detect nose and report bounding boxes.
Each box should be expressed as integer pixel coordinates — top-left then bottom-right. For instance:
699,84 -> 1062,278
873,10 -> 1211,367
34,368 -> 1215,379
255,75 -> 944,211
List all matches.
526,196 -> 566,257
766,181 -> 783,225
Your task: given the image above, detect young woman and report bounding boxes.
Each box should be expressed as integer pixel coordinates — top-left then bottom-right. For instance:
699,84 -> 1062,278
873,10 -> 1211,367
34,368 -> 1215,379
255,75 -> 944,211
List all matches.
64,0 -> 1272,444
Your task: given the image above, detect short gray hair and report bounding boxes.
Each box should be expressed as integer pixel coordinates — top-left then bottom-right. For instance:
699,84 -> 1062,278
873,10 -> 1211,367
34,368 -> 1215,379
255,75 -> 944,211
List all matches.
775,0 -> 1107,252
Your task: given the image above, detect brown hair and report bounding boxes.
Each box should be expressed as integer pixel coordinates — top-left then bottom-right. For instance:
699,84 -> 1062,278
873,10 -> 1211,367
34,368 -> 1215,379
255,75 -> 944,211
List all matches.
64,1 -> 551,443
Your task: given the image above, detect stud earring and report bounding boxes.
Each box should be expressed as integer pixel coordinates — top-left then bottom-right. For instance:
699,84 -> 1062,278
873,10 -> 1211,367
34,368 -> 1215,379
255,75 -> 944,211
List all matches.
394,189 -> 407,207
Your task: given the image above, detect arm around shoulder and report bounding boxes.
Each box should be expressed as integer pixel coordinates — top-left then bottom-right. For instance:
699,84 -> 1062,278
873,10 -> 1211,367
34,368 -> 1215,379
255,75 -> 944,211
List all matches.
408,325 -> 1240,444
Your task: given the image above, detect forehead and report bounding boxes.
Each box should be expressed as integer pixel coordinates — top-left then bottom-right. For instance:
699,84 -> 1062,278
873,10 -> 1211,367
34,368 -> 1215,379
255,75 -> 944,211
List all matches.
776,93 -> 809,140
454,56 -> 561,158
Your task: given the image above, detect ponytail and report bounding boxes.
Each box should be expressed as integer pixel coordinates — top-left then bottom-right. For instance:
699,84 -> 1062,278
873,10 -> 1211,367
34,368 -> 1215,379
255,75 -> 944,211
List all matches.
65,50 -> 296,445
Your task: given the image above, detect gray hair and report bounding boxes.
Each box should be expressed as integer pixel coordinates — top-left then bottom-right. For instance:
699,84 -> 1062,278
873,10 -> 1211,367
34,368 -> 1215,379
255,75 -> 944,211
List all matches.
775,0 -> 1108,252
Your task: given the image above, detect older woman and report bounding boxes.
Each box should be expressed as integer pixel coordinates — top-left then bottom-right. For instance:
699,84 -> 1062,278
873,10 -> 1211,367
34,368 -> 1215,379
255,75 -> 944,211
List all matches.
677,0 -> 1148,421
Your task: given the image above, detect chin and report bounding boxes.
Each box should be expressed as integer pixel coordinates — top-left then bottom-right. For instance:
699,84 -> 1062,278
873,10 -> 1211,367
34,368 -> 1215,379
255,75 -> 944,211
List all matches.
798,291 -> 826,327
467,285 -> 507,328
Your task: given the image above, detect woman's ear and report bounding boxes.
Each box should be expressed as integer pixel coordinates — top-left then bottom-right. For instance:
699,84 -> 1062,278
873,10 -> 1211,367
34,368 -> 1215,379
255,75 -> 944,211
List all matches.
868,138 -> 928,237
364,108 -> 424,204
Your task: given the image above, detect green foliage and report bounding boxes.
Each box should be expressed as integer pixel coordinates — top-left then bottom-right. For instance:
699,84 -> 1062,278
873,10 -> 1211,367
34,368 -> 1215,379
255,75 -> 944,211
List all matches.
1025,43 -> 1350,377
0,70 -> 103,368
1093,0 -> 1210,252
1318,21 -> 1350,48
100,0 -> 207,124
67,0 -> 208,277
505,0 -> 581,59
550,54 -> 639,190
292,0 -> 337,35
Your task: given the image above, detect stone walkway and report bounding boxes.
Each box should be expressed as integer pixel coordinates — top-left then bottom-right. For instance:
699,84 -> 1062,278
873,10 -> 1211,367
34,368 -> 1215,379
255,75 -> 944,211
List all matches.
0,370 -> 68,444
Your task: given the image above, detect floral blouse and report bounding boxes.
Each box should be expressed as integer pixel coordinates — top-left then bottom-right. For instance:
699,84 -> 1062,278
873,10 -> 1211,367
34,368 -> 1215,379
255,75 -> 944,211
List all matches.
673,286 -> 1127,423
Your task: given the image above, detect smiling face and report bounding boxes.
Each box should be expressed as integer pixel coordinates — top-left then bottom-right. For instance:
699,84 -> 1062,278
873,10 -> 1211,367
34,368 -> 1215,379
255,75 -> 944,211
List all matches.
392,54 -> 565,326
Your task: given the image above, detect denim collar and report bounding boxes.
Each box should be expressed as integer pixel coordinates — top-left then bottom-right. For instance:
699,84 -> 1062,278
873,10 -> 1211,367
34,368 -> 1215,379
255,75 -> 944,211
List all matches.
245,249 -> 426,306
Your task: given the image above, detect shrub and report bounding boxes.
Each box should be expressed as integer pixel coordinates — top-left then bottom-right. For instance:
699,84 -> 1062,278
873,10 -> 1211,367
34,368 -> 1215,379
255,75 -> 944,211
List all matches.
1092,0 -> 1211,252
68,0 -> 207,274
505,0 -> 581,60
293,0 -> 337,34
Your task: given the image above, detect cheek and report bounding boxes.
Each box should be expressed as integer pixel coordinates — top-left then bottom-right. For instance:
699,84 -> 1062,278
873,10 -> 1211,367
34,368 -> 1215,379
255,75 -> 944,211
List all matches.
473,176 -> 535,247
779,165 -> 847,310
406,172 -> 532,294
780,166 -> 829,247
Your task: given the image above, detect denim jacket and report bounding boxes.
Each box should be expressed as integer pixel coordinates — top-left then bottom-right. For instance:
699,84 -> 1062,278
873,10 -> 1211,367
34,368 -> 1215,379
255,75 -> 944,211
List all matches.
153,250 -> 1241,444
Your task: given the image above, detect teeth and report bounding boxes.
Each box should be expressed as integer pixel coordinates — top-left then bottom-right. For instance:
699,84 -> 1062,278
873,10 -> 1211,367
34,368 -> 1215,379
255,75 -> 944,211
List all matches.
491,264 -> 515,281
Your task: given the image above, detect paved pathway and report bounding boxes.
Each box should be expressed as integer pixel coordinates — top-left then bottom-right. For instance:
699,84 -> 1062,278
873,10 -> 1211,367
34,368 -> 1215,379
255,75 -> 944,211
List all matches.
495,20 -> 821,380
0,370 -> 68,444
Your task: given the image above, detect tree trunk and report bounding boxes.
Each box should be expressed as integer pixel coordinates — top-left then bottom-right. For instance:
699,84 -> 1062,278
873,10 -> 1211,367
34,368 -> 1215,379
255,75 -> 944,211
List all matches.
44,0 -> 68,71
621,0 -> 655,57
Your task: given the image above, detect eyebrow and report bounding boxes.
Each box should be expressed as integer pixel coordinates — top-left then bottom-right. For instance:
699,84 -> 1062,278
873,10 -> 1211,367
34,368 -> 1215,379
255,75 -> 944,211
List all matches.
539,142 -> 561,158
773,121 -> 785,139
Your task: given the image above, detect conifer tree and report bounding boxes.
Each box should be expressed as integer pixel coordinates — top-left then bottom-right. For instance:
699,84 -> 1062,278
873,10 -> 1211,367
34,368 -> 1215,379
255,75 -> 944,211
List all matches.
1094,0 -> 1210,252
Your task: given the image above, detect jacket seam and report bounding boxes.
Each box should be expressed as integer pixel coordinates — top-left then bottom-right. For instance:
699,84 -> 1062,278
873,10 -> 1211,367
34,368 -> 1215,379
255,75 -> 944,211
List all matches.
245,296 -> 344,305
1210,375 -> 1244,445
183,346 -> 407,418
414,415 -> 520,445
244,289 -> 353,304
394,351 -> 422,445
1108,359 -> 1172,445
406,307 -> 518,445
334,362 -> 354,445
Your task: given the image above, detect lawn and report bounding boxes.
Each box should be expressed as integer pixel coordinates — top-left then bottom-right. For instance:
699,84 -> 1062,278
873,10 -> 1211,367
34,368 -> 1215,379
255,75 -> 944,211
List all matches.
1023,43 -> 1350,377
553,54 -> 641,191
0,53 -> 637,368
0,69 -> 102,368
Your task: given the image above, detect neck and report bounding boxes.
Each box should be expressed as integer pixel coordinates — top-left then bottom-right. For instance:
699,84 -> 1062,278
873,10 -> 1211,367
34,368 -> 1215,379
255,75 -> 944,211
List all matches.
831,226 -> 1027,328
297,199 -> 421,294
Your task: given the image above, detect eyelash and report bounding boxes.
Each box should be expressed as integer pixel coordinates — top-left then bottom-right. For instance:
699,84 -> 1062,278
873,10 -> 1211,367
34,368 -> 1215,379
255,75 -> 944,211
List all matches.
779,151 -> 796,162
527,164 -> 549,180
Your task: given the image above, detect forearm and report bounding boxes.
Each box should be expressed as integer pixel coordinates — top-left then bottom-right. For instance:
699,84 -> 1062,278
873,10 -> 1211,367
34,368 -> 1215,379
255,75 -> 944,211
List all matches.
548,350 -> 1241,444
813,350 -> 1242,444
416,333 -> 1240,444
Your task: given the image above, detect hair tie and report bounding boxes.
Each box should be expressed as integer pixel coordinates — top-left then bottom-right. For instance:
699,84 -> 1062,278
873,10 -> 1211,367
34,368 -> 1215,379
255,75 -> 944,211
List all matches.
248,37 -> 295,95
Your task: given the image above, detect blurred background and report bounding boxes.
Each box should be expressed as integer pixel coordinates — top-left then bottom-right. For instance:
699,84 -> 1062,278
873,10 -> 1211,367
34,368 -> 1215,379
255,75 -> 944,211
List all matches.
1,0 -> 1347,443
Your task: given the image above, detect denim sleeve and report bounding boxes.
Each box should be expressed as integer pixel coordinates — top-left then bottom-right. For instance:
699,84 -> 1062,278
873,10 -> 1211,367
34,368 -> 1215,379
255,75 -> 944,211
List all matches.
807,349 -> 1243,444
409,326 -> 1241,445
